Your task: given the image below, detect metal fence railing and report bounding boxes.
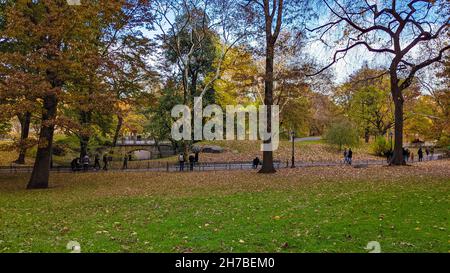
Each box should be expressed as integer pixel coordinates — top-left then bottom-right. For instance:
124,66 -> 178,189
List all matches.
0,154 -> 446,174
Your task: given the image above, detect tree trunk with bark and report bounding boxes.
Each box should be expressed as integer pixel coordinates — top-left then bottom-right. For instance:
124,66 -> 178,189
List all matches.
79,110 -> 91,158
15,111 -> 31,165
112,114 -> 123,147
390,84 -> 405,165
259,0 -> 283,174
27,95 -> 58,189
259,38 -> 276,174
364,127 -> 370,144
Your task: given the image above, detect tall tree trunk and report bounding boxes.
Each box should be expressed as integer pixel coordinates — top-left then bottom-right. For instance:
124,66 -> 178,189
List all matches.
80,136 -> 90,159
260,40 -> 276,174
364,127 -> 370,144
79,110 -> 91,158
27,95 -> 57,189
15,111 -> 31,165
112,114 -> 123,147
155,139 -> 162,159
391,87 -> 404,165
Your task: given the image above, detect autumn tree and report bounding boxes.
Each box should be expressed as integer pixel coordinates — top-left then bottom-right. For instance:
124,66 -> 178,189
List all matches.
0,0 -> 150,189
0,0 -> 37,164
335,67 -> 394,141
1,0 -> 78,188
101,1 -> 156,147
325,119 -> 359,151
308,0 -> 450,165
242,0 -> 309,173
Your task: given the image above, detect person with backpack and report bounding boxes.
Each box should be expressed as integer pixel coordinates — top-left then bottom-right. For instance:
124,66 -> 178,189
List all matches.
402,148 -> 408,163
82,155 -> 90,172
178,153 -> 185,172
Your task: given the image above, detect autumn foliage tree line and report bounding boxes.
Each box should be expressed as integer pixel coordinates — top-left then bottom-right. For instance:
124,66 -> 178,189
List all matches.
0,0 -> 448,188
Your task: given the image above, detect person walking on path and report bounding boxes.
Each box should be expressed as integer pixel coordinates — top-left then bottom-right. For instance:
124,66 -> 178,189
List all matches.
94,154 -> 101,170
71,158 -> 80,172
418,148 -> 423,162
386,149 -> 393,163
403,148 -> 408,163
122,155 -> 128,170
178,153 -> 185,172
103,154 -> 109,170
347,149 -> 353,165
253,157 -> 261,169
194,151 -> 199,163
343,149 -> 348,164
410,151 -> 414,162
425,147 -> 430,160
82,155 -> 90,172
189,154 -> 195,171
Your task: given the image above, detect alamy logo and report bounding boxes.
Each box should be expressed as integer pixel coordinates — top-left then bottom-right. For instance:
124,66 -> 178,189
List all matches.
171,97 -> 280,152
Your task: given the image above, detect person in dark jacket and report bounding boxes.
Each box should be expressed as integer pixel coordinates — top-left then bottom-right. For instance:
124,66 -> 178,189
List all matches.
418,148 -> 424,162
94,154 -> 101,170
103,154 -> 109,170
189,154 -> 195,171
347,149 -> 353,165
386,149 -> 393,163
253,157 -> 261,169
71,158 -> 80,172
122,155 -> 128,170
194,152 -> 199,163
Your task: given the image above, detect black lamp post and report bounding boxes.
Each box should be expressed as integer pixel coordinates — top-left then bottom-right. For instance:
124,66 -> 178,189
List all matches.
291,131 -> 295,168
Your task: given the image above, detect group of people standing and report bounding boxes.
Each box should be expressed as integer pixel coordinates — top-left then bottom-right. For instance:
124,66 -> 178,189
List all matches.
71,154 -> 110,172
411,146 -> 435,162
343,148 -> 353,165
178,152 -> 199,171
385,146 -> 435,163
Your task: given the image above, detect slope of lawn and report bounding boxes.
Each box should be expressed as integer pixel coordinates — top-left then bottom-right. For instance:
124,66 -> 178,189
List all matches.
0,160 -> 449,253
197,140 -> 380,162
0,139 -> 382,169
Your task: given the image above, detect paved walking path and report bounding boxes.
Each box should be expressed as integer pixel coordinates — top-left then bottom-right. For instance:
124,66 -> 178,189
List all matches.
294,137 -> 322,142
0,154 -> 445,174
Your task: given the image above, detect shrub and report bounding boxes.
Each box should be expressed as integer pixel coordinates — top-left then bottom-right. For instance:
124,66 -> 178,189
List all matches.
437,135 -> 450,148
324,120 -> 360,151
54,135 -> 80,152
52,143 -> 67,156
371,137 -> 392,156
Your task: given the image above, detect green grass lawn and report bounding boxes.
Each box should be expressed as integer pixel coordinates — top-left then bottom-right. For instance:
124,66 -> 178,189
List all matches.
0,161 -> 449,253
